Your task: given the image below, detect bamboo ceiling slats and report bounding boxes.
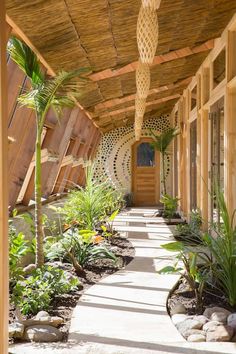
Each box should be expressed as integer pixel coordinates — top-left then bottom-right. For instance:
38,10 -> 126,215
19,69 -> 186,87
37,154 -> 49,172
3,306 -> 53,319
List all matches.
6,0 -> 236,130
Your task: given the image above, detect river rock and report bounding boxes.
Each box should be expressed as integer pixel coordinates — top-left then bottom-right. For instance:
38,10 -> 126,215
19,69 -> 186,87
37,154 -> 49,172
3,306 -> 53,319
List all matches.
35,311 -> 50,320
203,307 -> 231,319
203,321 -> 221,332
211,311 -> 228,324
227,313 -> 236,329
172,314 -> 189,325
182,329 -> 205,339
193,315 -> 208,326
51,316 -> 63,327
170,302 -> 187,315
177,319 -> 202,335
9,322 -> 24,338
187,333 -> 206,342
24,325 -> 63,342
206,325 -> 234,342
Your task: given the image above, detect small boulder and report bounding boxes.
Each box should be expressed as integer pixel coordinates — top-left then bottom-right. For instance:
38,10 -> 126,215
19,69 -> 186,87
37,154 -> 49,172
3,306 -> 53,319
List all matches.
35,311 -> 50,320
170,302 -> 187,315
24,325 -> 63,342
187,333 -> 206,342
193,315 -> 208,326
227,313 -> 236,329
211,311 -> 228,324
182,329 -> 205,339
206,325 -> 234,342
23,264 -> 37,275
51,316 -> 63,327
172,314 -> 189,325
203,321 -> 221,332
9,322 -> 24,338
177,319 -> 202,335
203,307 -> 231,319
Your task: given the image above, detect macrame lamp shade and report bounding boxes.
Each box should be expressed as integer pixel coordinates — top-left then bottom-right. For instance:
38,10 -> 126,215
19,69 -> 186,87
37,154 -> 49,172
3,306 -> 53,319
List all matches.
137,6 -> 159,64
136,61 -> 150,99
142,0 -> 161,10
135,96 -> 146,117
134,113 -> 144,141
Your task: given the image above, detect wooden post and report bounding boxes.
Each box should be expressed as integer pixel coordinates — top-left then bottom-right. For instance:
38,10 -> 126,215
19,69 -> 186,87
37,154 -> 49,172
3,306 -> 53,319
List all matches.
0,2 -> 9,352
200,109 -> 209,230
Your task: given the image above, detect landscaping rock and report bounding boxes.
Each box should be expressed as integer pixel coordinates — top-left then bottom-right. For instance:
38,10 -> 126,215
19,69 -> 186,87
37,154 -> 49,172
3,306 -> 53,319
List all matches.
177,319 -> 202,335
203,321 -> 221,332
24,325 -> 63,342
193,315 -> 208,326
172,314 -> 189,325
203,307 -> 231,319
23,263 -> 37,275
9,322 -> 24,338
170,302 -> 187,315
51,316 -> 63,327
182,329 -> 205,339
206,325 -> 234,342
35,311 -> 50,320
187,333 -> 206,342
211,311 -> 228,324
227,313 -> 236,329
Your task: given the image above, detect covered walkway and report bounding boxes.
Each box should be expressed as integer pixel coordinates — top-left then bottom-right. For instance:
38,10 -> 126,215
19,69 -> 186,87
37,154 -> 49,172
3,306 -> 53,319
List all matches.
10,209 -> 236,354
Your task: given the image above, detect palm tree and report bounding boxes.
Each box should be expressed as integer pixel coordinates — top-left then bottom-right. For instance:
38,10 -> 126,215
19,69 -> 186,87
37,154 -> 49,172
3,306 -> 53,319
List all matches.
8,37 -> 89,267
150,127 -> 180,195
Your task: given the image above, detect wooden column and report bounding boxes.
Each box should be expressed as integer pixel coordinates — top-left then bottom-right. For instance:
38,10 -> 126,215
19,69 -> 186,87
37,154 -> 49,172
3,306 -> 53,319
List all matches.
200,109 -> 209,229
0,3 -> 9,352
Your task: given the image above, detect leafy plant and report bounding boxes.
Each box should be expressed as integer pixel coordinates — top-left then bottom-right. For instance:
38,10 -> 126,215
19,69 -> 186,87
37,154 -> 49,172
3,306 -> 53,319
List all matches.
9,223 -> 30,288
61,164 -> 124,231
150,127 -> 180,194
46,229 -> 116,276
202,186 -> 236,307
12,266 -> 79,315
175,209 -> 203,244
160,194 -> 179,221
159,241 -> 210,312
8,37 -> 89,268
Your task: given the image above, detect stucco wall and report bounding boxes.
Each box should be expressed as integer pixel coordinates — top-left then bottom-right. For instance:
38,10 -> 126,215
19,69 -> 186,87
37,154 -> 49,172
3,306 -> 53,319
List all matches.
94,116 -> 173,197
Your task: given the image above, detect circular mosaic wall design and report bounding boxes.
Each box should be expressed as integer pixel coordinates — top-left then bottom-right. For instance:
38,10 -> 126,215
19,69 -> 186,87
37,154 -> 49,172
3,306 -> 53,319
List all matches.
94,115 -> 172,194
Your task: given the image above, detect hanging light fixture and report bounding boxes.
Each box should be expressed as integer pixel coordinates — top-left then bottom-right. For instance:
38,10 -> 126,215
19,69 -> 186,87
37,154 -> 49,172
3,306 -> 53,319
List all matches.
135,96 -> 146,117
136,61 -> 150,99
137,5 -> 159,65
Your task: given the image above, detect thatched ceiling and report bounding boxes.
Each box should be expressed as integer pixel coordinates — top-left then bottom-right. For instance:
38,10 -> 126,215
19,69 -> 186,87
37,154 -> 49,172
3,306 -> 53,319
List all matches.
6,0 -> 236,131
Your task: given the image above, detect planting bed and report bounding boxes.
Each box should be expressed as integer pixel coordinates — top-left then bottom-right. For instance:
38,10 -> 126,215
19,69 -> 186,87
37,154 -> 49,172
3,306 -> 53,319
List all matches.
9,235 -> 134,343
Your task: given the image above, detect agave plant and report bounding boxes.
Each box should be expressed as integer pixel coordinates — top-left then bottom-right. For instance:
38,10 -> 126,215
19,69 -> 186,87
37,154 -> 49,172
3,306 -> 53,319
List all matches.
150,127 -> 180,195
8,37 -> 89,267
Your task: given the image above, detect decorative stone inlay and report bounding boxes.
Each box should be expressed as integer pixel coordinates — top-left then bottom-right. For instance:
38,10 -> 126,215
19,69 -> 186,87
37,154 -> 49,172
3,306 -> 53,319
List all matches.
94,116 -> 171,194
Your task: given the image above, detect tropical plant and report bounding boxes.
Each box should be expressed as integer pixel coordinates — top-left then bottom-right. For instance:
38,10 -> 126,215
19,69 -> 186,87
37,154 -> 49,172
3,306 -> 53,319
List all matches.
12,266 -> 79,315
46,229 -> 116,276
158,241 -> 210,312
160,194 -> 179,221
150,127 -> 180,195
9,222 -> 30,289
61,164 -> 124,231
202,186 -> 236,307
8,37 -> 89,268
175,209 -> 203,244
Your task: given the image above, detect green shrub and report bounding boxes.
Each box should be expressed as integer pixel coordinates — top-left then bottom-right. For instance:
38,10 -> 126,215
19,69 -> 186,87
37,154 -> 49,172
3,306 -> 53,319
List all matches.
12,266 -> 79,315
175,209 -> 203,244
46,229 -> 116,276
202,187 -> 236,307
61,165 -> 124,231
160,194 -> 179,220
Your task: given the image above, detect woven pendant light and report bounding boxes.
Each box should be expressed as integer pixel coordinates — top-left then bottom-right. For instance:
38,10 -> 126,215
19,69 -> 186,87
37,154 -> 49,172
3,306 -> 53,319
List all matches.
135,96 -> 146,117
135,127 -> 142,141
137,6 -> 158,64
136,61 -> 150,99
134,113 -> 143,141
142,0 -> 161,10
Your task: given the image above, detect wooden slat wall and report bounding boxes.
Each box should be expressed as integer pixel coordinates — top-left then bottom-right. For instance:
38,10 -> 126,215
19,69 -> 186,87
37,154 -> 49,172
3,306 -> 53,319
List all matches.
6,52 -> 100,210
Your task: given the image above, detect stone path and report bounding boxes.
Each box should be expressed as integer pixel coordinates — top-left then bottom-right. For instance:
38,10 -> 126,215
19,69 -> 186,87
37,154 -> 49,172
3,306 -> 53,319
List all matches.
10,208 -> 236,354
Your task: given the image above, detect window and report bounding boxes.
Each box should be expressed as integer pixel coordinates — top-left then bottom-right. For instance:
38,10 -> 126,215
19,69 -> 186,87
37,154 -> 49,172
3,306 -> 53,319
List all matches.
137,142 -> 155,166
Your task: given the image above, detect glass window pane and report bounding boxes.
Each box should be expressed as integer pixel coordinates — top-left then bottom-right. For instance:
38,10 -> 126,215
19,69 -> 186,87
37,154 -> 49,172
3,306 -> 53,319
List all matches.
137,142 -> 155,166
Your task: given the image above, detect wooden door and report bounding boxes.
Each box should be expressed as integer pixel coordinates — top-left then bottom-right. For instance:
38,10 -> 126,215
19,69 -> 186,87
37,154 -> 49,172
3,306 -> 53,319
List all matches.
132,138 -> 160,206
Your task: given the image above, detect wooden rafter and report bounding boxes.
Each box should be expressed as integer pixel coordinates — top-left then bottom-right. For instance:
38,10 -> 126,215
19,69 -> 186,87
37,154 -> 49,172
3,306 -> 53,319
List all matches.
89,40 -> 215,82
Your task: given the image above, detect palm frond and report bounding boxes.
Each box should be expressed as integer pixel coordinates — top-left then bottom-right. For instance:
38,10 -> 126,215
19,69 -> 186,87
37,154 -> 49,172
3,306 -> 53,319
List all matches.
150,127 -> 180,153
8,37 -> 44,86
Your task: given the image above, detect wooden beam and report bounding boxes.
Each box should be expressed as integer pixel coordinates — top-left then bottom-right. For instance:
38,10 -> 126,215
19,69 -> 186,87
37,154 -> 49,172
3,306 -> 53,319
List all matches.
90,40 -> 215,82
94,77 -> 192,112
0,3 -> 9,353
98,94 -> 180,119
